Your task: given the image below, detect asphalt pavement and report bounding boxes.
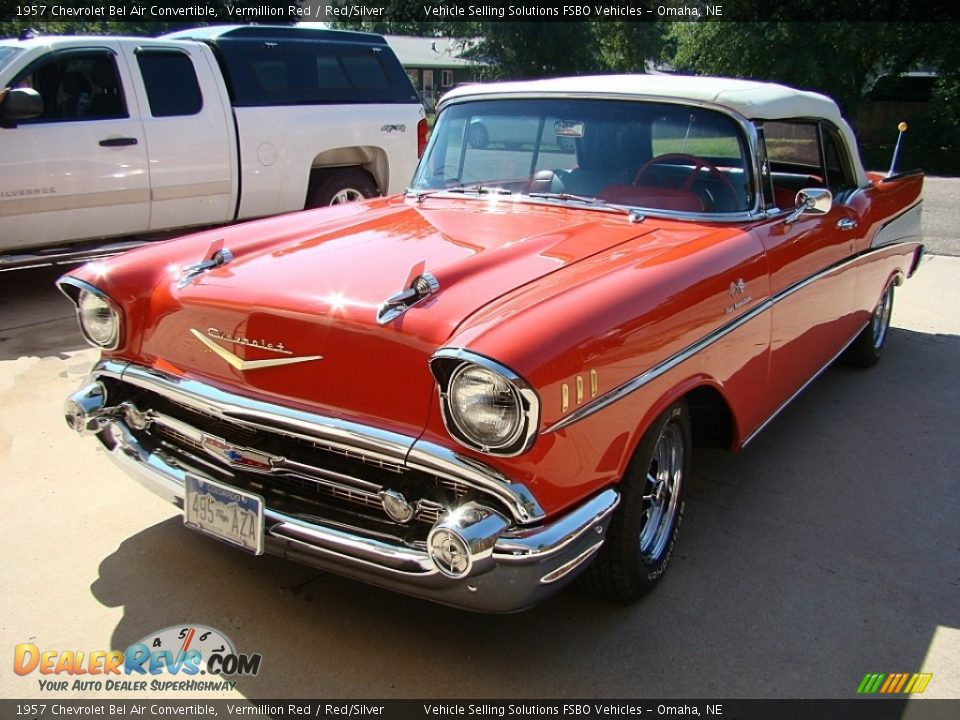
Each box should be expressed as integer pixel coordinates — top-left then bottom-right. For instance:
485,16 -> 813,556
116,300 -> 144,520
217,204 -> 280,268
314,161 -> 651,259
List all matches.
1,186 -> 957,703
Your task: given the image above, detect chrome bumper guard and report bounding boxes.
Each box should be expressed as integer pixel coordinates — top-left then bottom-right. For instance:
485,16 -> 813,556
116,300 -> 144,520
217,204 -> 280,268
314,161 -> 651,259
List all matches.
66,362 -> 619,612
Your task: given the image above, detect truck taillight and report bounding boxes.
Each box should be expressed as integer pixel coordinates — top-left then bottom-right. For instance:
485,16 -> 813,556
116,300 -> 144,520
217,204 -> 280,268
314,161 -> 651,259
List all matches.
417,118 -> 428,158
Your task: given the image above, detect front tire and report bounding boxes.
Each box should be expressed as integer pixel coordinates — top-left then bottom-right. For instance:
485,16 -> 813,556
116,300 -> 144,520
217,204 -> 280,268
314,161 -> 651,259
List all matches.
306,169 -> 378,208
843,282 -> 894,368
579,400 -> 690,603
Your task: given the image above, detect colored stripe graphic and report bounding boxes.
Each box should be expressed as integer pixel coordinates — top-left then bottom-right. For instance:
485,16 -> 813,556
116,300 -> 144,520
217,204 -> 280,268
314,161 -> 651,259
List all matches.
857,672 -> 932,694
857,673 -> 885,694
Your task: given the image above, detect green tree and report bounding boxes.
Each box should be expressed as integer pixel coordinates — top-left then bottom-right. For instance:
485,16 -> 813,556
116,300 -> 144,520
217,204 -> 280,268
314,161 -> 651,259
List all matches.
670,20 -> 960,170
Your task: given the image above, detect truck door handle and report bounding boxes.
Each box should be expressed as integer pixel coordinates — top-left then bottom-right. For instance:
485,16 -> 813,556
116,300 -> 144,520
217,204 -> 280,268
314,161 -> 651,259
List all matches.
99,137 -> 138,147
836,218 -> 858,231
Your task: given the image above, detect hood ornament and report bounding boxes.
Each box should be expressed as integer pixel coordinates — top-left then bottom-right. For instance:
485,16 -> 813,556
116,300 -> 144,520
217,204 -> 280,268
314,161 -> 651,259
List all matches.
191,329 -> 323,371
377,261 -> 439,325
178,239 -> 234,289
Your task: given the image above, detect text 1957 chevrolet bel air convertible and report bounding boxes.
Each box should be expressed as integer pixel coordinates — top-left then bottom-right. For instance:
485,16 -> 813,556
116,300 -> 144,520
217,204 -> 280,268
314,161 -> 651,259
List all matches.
60,75 -> 923,612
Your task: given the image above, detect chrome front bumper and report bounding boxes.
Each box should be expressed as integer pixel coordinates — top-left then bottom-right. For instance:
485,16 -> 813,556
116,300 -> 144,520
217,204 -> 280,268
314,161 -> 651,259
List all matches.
66,362 -> 619,612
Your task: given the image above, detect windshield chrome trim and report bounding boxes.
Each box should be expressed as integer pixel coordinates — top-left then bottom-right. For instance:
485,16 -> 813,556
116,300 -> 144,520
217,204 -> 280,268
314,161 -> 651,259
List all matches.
420,92 -> 764,223
404,192 -> 763,224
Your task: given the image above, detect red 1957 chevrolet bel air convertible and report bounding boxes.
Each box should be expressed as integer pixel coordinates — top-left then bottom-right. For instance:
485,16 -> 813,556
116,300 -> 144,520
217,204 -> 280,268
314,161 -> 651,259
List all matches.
60,75 -> 923,612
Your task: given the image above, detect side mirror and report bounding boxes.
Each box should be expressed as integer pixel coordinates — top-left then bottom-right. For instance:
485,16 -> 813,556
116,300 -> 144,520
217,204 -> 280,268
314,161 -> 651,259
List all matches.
784,187 -> 832,225
0,87 -> 44,125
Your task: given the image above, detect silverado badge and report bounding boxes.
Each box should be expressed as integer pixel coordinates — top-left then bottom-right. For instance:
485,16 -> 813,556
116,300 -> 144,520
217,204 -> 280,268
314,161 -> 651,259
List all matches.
190,329 -> 323,371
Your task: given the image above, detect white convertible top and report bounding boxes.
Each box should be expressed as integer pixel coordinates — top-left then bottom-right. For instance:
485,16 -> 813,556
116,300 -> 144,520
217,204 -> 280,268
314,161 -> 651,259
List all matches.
441,74 -> 868,185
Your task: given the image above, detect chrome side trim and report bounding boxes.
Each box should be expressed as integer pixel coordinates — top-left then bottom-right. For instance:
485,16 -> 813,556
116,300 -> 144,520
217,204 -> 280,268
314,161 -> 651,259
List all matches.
872,201 -> 922,249
92,361 -> 543,524
543,240 -> 920,435
544,296 -> 772,435
740,316 -> 868,447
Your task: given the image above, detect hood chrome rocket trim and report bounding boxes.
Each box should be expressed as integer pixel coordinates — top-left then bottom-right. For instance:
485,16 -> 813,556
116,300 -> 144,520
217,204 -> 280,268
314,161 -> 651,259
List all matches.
190,329 -> 323,371
177,239 -> 234,289
377,271 -> 439,325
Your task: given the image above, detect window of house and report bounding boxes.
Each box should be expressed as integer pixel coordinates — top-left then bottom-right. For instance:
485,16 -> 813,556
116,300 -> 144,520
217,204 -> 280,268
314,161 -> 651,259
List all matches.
407,69 -> 419,87
441,70 -> 454,87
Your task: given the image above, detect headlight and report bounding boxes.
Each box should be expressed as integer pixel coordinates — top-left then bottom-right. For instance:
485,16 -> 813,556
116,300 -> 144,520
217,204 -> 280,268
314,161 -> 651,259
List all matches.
431,350 -> 541,456
448,364 -> 523,450
77,289 -> 120,348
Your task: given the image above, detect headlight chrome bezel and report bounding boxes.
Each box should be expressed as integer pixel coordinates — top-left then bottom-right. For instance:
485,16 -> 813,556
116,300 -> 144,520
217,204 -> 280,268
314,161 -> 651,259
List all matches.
430,349 -> 540,456
57,277 -> 123,350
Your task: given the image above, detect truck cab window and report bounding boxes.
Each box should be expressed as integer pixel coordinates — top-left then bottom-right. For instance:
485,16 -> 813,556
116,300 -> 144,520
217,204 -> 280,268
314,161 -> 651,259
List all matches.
12,51 -> 126,122
136,52 -> 202,117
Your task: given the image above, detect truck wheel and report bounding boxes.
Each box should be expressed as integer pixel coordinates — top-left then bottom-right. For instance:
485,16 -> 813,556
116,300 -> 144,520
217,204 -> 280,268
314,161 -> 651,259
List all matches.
842,283 -> 894,368
578,400 -> 690,603
466,122 -> 489,149
307,169 -> 378,208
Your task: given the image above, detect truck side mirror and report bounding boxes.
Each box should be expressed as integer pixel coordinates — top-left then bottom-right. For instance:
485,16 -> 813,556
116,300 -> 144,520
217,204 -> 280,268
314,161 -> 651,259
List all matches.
0,87 -> 44,125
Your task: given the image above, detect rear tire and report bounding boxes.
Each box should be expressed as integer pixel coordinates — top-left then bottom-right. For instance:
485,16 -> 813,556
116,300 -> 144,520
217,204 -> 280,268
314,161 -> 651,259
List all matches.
578,400 -> 690,603
842,282 -> 894,368
306,169 -> 378,208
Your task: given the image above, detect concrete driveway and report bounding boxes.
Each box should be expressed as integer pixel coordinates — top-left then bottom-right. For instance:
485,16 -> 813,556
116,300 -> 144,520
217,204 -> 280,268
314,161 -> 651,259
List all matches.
1,243 -> 957,701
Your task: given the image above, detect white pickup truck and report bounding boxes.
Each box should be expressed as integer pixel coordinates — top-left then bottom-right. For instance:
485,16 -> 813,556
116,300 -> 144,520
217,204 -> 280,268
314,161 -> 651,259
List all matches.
0,25 -> 426,266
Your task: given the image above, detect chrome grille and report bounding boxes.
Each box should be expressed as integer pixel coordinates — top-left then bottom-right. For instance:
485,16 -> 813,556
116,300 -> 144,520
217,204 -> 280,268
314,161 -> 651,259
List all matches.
114,387 -> 505,536
166,397 -> 406,474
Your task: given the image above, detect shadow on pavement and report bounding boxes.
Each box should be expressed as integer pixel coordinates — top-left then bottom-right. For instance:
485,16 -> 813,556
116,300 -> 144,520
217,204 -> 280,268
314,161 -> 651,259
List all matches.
0,265 -> 87,360
87,327 -> 960,699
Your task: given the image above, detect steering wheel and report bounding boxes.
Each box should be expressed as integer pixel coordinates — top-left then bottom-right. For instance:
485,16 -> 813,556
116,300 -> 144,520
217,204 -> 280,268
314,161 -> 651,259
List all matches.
634,153 -> 740,210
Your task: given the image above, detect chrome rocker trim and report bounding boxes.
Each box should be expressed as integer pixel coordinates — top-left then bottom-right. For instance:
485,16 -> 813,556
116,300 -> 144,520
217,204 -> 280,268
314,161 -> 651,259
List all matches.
68,362 -> 616,612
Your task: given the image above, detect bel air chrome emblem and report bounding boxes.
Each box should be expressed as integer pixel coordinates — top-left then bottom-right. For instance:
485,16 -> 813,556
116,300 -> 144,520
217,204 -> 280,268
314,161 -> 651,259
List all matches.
725,278 -> 752,314
200,434 -> 277,472
191,329 -> 323,371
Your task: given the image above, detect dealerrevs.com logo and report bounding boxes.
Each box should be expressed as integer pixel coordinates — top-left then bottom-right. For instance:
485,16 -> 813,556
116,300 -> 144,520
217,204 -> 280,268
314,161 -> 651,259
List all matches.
13,625 -> 262,693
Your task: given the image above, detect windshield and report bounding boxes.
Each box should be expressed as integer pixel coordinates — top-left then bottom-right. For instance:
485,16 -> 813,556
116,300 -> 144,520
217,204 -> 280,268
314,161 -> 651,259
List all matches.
412,98 -> 754,215
0,46 -> 22,75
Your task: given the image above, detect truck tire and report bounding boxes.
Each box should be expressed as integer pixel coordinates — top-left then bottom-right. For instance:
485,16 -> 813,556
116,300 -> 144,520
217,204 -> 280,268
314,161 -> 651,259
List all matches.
578,400 -> 690,603
306,169 -> 378,208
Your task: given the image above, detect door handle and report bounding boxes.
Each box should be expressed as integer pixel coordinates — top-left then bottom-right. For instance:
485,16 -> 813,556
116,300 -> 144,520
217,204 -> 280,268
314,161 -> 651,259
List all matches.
836,217 -> 858,231
99,137 -> 138,147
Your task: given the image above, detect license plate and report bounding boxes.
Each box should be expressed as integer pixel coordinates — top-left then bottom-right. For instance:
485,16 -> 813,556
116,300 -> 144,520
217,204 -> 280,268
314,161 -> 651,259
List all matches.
184,475 -> 264,555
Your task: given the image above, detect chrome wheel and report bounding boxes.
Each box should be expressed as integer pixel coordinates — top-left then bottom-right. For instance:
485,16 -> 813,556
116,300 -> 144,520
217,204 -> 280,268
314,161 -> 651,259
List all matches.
578,400 -> 690,602
638,422 -> 684,562
330,188 -> 365,205
871,285 -> 894,350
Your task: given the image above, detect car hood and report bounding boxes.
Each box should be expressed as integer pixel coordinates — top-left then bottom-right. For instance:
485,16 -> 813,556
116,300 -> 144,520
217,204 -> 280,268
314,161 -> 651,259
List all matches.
104,198 -> 655,436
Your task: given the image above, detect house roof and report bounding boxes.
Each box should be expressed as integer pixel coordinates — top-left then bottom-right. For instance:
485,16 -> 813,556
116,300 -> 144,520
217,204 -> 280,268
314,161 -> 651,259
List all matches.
382,35 -> 478,69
